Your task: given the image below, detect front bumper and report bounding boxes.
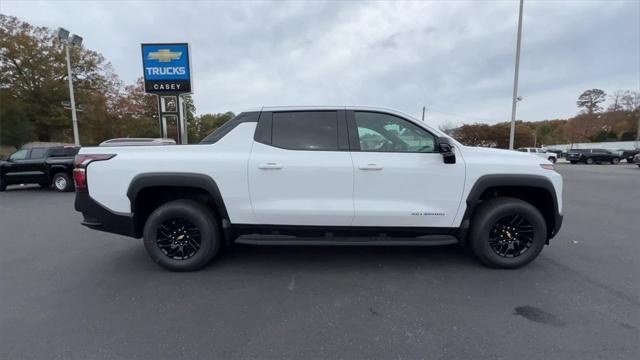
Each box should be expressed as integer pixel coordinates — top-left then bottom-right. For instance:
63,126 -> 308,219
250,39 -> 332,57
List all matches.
551,213 -> 563,239
74,192 -> 140,238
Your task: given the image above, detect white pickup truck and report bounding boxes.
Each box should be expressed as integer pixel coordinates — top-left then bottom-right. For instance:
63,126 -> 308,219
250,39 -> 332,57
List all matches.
517,147 -> 558,163
74,106 -> 563,271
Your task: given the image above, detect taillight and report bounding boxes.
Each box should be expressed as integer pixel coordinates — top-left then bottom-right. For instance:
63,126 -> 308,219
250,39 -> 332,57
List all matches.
73,154 -> 116,192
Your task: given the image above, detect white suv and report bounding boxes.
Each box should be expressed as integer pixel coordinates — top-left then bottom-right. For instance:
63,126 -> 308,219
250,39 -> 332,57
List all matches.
518,147 -> 558,163
74,106 -> 563,271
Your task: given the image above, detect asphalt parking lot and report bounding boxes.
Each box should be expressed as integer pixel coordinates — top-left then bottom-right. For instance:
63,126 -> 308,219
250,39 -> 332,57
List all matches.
1,163 -> 638,360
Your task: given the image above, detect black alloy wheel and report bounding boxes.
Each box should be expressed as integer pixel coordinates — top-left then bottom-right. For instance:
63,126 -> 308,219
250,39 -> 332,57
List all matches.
468,197 -> 547,269
143,199 -> 221,271
156,218 -> 202,260
488,215 -> 534,258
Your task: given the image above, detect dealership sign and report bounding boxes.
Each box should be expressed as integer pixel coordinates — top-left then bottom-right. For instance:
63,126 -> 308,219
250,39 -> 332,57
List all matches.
141,43 -> 191,93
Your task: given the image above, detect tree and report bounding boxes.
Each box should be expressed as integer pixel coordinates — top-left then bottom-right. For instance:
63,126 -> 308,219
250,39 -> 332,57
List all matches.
0,14 -> 117,144
576,89 -> 607,114
608,90 -> 625,112
620,91 -> 639,112
188,112 -> 235,143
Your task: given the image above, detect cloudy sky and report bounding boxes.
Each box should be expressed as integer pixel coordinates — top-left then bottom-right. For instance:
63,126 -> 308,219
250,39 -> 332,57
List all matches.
3,0 -> 639,127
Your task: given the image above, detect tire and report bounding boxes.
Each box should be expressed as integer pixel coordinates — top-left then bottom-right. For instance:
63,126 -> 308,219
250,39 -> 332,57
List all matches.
585,157 -> 594,164
611,157 -> 620,165
143,199 -> 221,271
468,197 -> 547,269
569,161 -> 577,164
52,172 -> 72,192
0,176 -> 6,192
548,157 -> 556,164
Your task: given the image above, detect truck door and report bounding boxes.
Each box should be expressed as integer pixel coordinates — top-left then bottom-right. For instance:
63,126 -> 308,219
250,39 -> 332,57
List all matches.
248,110 -> 355,226
3,149 -> 32,184
347,110 -> 465,227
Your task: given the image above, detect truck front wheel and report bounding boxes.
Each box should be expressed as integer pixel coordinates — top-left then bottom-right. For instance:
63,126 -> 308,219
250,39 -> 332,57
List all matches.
468,197 -> 547,269
143,199 -> 222,271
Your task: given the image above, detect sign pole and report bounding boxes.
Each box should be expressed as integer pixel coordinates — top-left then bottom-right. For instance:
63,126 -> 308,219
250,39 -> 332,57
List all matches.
156,95 -> 164,138
178,95 -> 188,144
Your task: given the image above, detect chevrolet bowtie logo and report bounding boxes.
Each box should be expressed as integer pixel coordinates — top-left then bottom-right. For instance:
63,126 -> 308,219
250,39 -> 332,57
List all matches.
148,49 -> 182,62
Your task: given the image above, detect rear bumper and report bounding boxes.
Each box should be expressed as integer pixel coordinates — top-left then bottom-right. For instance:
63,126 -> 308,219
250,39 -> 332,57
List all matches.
74,192 -> 140,238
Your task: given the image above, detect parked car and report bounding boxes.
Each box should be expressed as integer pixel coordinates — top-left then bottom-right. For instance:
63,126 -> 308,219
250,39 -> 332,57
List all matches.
566,148 -> 621,164
0,146 -> 79,192
99,138 -> 176,147
546,149 -> 564,159
517,147 -> 557,163
618,149 -> 640,163
634,153 -> 640,167
74,106 -> 563,271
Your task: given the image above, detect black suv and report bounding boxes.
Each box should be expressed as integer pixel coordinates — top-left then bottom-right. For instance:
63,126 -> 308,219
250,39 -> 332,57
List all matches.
0,146 -> 79,192
566,148 -> 621,165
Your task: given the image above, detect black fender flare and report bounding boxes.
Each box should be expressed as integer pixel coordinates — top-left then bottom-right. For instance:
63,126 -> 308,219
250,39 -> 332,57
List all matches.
458,174 -> 562,241
48,165 -> 70,177
126,172 -> 230,221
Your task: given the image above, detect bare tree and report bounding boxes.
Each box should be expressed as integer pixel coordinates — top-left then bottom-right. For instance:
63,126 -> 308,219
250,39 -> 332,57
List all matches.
608,90 -> 625,112
620,90 -> 640,112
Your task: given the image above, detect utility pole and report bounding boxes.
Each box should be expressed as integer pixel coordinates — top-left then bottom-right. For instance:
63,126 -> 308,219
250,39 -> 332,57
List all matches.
508,0 -> 524,150
422,106 -> 426,121
57,28 -> 83,146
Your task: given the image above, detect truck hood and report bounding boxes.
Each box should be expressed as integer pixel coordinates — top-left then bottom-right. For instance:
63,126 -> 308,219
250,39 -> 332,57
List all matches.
459,145 -> 549,164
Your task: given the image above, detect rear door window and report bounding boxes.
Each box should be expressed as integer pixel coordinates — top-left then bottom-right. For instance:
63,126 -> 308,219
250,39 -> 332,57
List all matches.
29,148 -> 47,159
271,111 -> 338,151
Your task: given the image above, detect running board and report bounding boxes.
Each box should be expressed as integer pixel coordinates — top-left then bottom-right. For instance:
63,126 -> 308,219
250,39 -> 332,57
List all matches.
234,235 -> 458,246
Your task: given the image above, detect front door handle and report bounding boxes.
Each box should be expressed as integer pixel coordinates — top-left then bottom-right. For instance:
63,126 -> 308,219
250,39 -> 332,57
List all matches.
358,164 -> 383,171
258,163 -> 283,170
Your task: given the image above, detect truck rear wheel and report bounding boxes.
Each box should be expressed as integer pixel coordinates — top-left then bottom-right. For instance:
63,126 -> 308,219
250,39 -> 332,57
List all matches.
52,173 -> 72,192
468,197 -> 547,269
143,199 -> 221,271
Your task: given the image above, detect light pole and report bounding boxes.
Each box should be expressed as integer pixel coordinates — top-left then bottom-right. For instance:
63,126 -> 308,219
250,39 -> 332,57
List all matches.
508,0 -> 524,150
56,28 -> 83,146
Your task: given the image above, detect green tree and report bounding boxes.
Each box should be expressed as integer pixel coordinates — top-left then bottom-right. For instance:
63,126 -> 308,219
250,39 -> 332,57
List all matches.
577,89 -> 607,114
0,88 -> 34,147
0,14 -> 116,145
188,112 -> 235,143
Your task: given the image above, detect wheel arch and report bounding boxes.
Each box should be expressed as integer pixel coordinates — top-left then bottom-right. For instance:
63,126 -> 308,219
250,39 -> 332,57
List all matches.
127,173 -> 231,238
49,165 -> 70,179
459,174 -> 561,244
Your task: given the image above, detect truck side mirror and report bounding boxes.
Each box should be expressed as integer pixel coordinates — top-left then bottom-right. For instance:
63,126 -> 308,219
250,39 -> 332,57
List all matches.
437,137 -> 456,164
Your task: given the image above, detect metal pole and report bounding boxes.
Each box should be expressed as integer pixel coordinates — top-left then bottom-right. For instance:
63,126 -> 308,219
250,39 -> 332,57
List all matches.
156,95 -> 164,138
177,95 -> 187,144
65,44 -> 80,146
421,106 -> 426,121
508,0 -> 524,150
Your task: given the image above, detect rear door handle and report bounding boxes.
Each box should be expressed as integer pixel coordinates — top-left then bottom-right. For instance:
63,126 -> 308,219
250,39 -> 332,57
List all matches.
358,164 -> 383,171
258,163 -> 283,170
